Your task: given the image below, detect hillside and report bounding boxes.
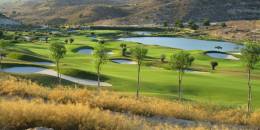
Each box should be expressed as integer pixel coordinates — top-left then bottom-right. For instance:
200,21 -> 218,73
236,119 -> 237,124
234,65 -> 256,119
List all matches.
1,0 -> 260,25
0,13 -> 21,26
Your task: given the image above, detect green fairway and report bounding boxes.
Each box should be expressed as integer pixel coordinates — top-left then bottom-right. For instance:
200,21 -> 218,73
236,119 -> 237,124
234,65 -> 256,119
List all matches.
2,30 -> 260,108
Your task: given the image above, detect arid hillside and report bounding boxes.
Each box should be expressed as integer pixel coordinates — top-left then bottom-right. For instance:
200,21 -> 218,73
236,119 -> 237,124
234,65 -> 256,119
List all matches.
1,0 -> 260,25
0,13 -> 21,26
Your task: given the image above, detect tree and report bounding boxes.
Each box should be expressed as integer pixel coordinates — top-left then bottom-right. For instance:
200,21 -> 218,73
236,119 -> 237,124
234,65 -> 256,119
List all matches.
94,43 -> 108,88
90,32 -> 96,37
49,42 -> 66,84
175,19 -> 184,28
188,20 -> 195,27
45,37 -> 49,43
188,20 -> 199,30
69,38 -> 74,44
79,13 -> 84,18
241,42 -> 260,113
131,45 -> 148,99
64,39 -> 68,44
203,19 -> 210,26
160,54 -> 166,63
120,43 -> 127,56
163,21 -> 168,27
13,35 -> 19,41
0,40 -> 10,70
210,61 -> 218,70
0,31 -> 4,38
99,40 -> 105,44
169,51 -> 195,101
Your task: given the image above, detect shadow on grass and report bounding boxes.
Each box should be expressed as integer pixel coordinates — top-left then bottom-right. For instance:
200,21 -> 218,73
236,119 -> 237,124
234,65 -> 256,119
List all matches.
7,52 -> 52,62
1,63 -> 47,69
60,68 -> 109,81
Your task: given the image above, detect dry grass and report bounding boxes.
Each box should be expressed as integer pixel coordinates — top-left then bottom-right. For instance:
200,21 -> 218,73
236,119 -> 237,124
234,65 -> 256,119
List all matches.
0,99 -> 232,130
0,76 -> 260,129
0,99 -> 177,130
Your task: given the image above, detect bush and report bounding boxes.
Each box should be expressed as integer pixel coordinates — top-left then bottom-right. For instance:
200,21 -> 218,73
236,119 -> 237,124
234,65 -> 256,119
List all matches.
221,22 -> 227,28
160,54 -> 166,62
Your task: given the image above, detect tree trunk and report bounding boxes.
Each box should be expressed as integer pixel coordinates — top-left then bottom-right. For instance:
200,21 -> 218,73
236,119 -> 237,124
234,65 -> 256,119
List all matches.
97,64 -> 101,88
136,63 -> 141,99
56,61 -> 61,84
0,54 -> 2,71
248,69 -> 252,113
178,70 -> 182,101
121,49 -> 124,56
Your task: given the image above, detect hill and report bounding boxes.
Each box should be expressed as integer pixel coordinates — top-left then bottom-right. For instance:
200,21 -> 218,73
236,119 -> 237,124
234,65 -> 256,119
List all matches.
1,0 -> 260,25
0,13 -> 21,26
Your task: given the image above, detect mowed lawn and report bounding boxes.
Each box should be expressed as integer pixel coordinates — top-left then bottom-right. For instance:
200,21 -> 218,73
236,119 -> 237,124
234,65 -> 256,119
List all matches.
7,30 -> 260,108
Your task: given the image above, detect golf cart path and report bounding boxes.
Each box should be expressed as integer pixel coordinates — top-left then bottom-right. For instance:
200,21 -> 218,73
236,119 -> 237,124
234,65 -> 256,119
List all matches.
38,69 -> 112,87
3,67 -> 112,87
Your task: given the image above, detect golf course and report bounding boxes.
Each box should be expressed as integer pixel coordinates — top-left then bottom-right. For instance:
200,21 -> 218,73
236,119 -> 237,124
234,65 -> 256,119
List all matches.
1,29 -> 260,108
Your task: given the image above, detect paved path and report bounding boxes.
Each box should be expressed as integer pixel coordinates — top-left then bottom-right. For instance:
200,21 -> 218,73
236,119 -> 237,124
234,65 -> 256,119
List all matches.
3,67 -> 112,87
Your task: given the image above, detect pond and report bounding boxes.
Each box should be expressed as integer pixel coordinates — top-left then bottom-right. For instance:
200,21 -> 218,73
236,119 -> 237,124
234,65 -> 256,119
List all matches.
111,59 -> 137,64
3,67 -> 45,74
77,49 -> 93,55
206,52 -> 240,60
77,49 -> 114,55
132,31 -> 153,35
118,37 -> 243,52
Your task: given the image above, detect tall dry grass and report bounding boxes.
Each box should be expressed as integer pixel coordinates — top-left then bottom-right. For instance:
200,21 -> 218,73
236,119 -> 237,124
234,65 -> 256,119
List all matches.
0,99 -> 233,130
0,76 -> 259,128
0,99 -> 170,130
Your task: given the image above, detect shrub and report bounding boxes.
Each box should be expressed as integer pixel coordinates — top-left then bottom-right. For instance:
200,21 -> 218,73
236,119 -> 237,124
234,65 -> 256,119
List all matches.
221,22 -> 227,28
160,54 -> 166,62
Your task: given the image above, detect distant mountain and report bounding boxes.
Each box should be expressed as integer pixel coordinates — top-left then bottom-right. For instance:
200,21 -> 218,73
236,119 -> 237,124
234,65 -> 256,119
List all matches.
0,13 -> 21,26
1,0 -> 260,25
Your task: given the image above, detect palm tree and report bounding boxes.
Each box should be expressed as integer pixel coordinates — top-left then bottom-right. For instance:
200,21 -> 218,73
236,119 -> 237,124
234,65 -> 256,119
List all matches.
49,42 -> 67,84
210,61 -> 218,70
169,51 -> 195,101
94,43 -> 108,88
131,45 -> 148,99
64,39 -> 68,44
69,38 -> 74,44
241,42 -> 260,113
120,43 -> 127,56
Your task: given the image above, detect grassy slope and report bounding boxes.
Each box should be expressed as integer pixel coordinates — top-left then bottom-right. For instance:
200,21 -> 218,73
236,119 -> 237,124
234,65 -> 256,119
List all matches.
4,30 -> 260,108
2,77 -> 258,129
